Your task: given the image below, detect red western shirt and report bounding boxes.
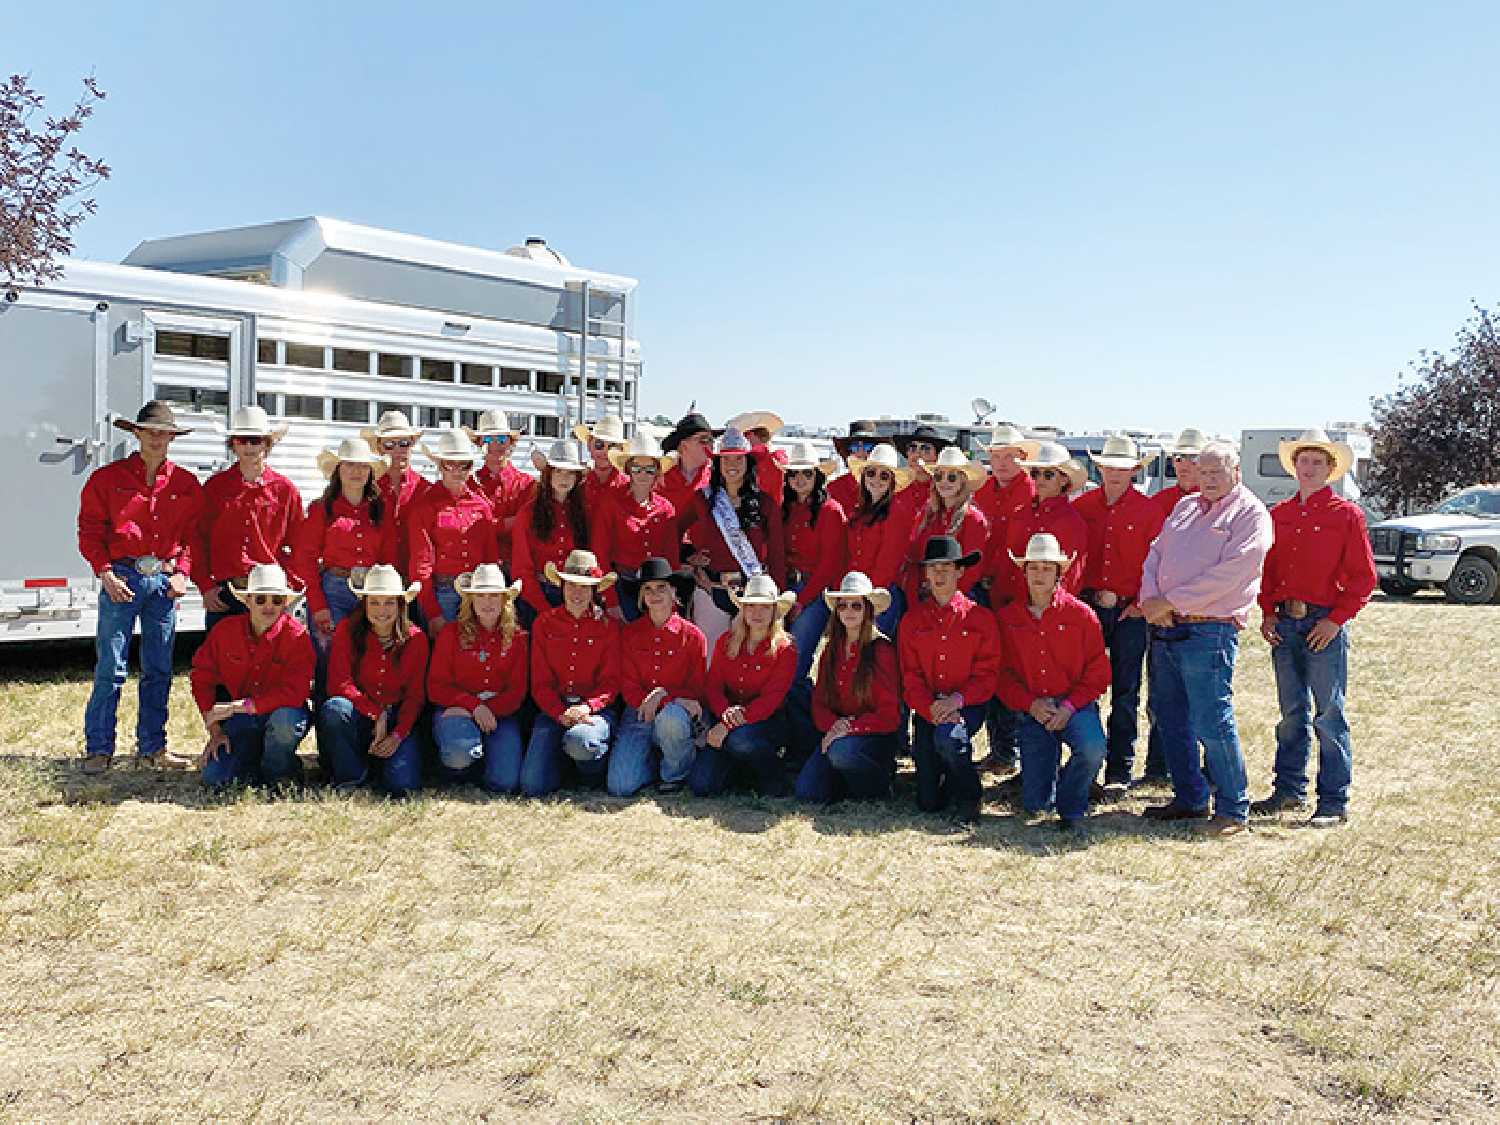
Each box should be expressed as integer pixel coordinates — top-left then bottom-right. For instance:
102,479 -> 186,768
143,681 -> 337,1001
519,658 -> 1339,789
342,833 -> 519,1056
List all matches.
408,485 -> 499,620
427,621 -> 529,716
582,465 -> 630,522
705,632 -> 797,724
1152,483 -> 1197,521
655,459 -> 712,538
530,605 -> 620,720
1258,487 -> 1377,625
190,613 -> 314,716
77,453 -> 202,577
751,443 -> 788,510
827,471 -> 859,515
621,612 -> 708,710
901,502 -> 991,602
811,638 -> 900,735
784,496 -> 847,609
595,490 -> 680,575
995,589 -> 1111,713
473,460 -> 536,568
1072,486 -> 1166,601
378,466 -> 431,576
327,620 -> 429,741
985,496 -> 1088,607
292,497 -> 398,613
685,491 -> 787,586
845,504 -> 913,591
193,466 -> 304,591
898,590 -> 1001,720
512,497 -> 584,613
974,470 -> 1037,527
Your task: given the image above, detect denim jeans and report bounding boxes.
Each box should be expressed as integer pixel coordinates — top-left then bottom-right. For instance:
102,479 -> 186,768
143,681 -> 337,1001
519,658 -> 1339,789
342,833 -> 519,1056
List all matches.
202,706 -> 310,788
1149,622 -> 1250,821
316,696 -> 422,797
312,570 -> 361,696
1095,606 -> 1150,782
1271,609 -> 1352,815
689,714 -> 790,797
794,732 -> 896,804
875,584 -> 905,639
607,701 -> 698,796
1018,703 -> 1108,819
433,579 -> 461,625
785,587 -> 832,766
432,710 -> 525,794
520,709 -> 617,796
83,565 -> 178,759
911,703 -> 987,815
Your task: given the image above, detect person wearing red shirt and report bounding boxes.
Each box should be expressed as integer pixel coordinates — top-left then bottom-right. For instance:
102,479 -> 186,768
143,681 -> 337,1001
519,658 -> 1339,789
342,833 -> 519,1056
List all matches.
193,405 -> 304,633
364,411 -> 429,580
78,402 -> 203,773
427,563 -> 529,793
573,414 -> 631,521
521,551 -> 622,796
1072,436 -> 1168,792
1251,431 -> 1378,827
794,573 -> 901,804
408,429 -> 498,630
827,419 -> 881,515
607,560 -> 708,797
593,433 -> 680,622
892,424 -> 952,515
514,439 -> 592,624
190,564 -> 315,788
902,447 -> 990,604
1151,428 -> 1208,520
727,410 -> 790,510
842,442 -> 915,636
656,410 -> 719,543
780,441 -> 847,699
996,534 -> 1111,829
899,536 -> 1000,823
316,566 -> 428,797
467,409 -> 536,572
983,442 -> 1088,608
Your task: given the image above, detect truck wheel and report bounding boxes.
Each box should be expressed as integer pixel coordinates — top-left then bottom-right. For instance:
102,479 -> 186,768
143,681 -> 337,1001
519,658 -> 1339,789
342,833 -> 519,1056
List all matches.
1443,555 -> 1500,605
1378,577 -> 1420,597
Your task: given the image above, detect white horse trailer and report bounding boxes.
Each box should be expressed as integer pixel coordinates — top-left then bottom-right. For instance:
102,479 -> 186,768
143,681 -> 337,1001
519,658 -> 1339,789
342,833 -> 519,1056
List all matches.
0,217 -> 641,641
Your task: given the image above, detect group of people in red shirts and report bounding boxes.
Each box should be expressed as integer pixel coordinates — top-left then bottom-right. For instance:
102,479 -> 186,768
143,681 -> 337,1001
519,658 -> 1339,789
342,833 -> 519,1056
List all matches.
77,398 -> 1376,834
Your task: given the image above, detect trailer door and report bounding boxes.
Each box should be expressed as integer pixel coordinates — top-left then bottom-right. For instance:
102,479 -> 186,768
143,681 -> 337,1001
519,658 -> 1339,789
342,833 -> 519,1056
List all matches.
141,311 -> 248,478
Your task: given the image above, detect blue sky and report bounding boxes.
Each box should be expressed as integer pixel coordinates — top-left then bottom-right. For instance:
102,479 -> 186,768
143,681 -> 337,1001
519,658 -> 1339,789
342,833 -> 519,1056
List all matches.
10,1 -> 1500,436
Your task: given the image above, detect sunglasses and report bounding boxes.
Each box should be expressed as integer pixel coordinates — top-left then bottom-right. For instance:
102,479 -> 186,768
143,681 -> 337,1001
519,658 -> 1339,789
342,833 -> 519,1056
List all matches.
1173,454 -> 1198,464
787,468 -> 815,479
846,439 -> 876,452
863,469 -> 894,483
251,594 -> 287,607
590,439 -> 615,452
907,442 -> 937,454
232,435 -> 267,447
627,463 -> 659,475
1028,468 -> 1061,481
934,470 -> 967,485
480,435 -> 511,446
380,439 -> 414,451
439,461 -> 471,472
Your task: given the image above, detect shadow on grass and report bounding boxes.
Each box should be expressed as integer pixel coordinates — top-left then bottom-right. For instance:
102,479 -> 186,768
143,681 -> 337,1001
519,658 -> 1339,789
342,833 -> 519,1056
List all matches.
0,633 -> 199,685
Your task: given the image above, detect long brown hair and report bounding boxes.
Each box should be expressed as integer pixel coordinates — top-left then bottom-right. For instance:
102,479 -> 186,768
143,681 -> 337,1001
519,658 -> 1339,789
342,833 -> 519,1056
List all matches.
457,594 -> 520,653
817,599 -> 881,712
348,598 -> 412,667
319,469 -> 384,523
531,464 -> 589,547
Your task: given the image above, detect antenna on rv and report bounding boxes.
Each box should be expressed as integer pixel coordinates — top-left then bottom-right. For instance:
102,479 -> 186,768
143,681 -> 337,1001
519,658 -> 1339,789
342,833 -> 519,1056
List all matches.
971,397 -> 996,425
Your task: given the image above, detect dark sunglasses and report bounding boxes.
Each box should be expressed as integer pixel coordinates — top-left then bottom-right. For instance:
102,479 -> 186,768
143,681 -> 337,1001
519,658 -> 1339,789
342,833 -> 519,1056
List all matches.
846,439 -> 876,452
480,435 -> 511,446
787,468 -> 816,479
380,439 -> 414,450
863,468 -> 894,482
231,435 -> 267,447
590,439 -> 616,452
251,594 -> 287,607
1028,468 -> 1061,481
934,470 -> 967,485
907,442 -> 937,454
627,463 -> 659,475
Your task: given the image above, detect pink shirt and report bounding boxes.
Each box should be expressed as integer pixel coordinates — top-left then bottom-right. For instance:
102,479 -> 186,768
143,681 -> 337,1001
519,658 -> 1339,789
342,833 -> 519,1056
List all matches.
1139,483 -> 1272,627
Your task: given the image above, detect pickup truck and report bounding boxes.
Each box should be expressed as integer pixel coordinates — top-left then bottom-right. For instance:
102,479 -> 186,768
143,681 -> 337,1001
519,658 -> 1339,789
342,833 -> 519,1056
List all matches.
1368,486 -> 1500,604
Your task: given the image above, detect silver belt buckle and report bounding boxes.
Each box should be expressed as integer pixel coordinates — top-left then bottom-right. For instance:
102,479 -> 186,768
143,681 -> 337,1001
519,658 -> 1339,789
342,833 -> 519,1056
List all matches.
1095,590 -> 1118,609
349,567 -> 371,587
135,555 -> 164,576
1283,599 -> 1308,619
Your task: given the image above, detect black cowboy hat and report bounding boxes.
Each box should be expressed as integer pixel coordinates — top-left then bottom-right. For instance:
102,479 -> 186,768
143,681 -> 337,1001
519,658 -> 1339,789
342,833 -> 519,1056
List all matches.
833,418 -> 882,458
617,557 -> 697,608
113,400 -> 193,436
918,534 -> 982,569
893,424 -> 953,457
661,410 -> 724,453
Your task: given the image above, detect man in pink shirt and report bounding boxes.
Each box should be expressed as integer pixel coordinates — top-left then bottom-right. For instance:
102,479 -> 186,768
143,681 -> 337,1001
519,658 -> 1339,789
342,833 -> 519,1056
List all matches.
1137,441 -> 1272,837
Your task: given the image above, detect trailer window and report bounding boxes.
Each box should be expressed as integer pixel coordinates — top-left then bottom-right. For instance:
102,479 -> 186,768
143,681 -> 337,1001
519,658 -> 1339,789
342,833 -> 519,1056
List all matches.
420,359 -> 454,383
458,409 -> 480,429
282,394 -> 326,420
379,401 -> 413,420
333,348 -> 371,374
500,367 -> 531,389
378,355 -> 413,379
1258,454 -> 1292,479
460,363 -> 494,386
258,392 -> 277,414
257,339 -> 279,365
334,399 -> 370,423
155,331 -> 230,361
414,405 -> 451,427
157,385 -> 229,415
537,371 -> 565,394
284,343 -> 326,369
533,415 -> 561,437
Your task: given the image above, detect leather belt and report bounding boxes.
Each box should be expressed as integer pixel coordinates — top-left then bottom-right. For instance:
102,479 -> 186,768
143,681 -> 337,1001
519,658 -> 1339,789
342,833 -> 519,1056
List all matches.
1176,614 -> 1236,625
114,556 -> 174,577
1088,590 -> 1132,610
433,573 -> 460,585
1276,599 -> 1328,620
324,566 -> 371,582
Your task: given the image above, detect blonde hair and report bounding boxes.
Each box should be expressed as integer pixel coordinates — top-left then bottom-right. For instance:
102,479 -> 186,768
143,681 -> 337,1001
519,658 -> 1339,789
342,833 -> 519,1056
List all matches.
726,607 -> 791,660
925,477 -> 974,537
457,593 -> 520,652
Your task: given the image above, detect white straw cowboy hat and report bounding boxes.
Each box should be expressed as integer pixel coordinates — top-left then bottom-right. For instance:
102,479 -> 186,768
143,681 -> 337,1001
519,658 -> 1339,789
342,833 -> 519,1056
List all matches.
421,428 -> 484,465
916,445 -> 987,487
572,414 -> 628,446
781,439 -> 839,477
729,573 -> 796,617
823,570 -> 893,616
1010,532 -> 1077,570
464,409 -> 520,441
726,410 -> 785,436
225,405 -> 289,443
317,437 -> 389,481
228,563 -> 304,605
607,432 -> 678,474
544,549 -> 618,591
531,439 -> 589,474
1277,428 -> 1354,483
114,400 -> 193,436
712,426 -> 757,458
846,443 -> 913,492
983,422 -> 1041,459
1090,434 -> 1147,470
1170,428 -> 1209,456
1019,441 -> 1088,492
347,563 -> 420,602
362,410 -> 423,451
455,563 -> 523,600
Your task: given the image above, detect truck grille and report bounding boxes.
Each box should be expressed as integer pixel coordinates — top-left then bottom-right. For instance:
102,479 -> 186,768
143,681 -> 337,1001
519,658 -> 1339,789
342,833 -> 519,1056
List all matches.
1370,527 -> 1401,556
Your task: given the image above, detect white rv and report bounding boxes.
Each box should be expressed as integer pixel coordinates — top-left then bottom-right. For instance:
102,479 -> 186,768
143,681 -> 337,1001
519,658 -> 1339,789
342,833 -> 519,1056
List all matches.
0,217 -> 642,641
1239,427 -> 1374,513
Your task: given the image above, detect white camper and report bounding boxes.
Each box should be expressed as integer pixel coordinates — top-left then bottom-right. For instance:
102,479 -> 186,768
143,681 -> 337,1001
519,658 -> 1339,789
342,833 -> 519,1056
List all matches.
1239,427 -> 1373,512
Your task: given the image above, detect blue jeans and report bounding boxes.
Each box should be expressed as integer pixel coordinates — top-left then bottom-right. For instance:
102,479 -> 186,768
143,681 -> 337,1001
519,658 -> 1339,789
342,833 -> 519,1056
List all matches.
432,710 -> 525,794
607,701 -> 698,796
517,580 -> 563,631
202,706 -> 310,788
521,709 -> 617,796
1096,606 -> 1150,781
911,704 -> 987,815
875,584 -> 905,638
689,714 -> 790,797
785,587 -> 831,761
432,579 -> 461,625
312,570 -> 361,694
83,566 -> 178,759
1018,704 -> 1108,819
794,733 -> 896,804
1149,622 -> 1250,821
316,696 -> 422,797
1271,610 -> 1352,815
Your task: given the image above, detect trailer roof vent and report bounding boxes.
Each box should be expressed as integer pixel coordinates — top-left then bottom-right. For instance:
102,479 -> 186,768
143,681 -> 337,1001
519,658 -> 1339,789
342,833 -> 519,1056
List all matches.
504,237 -> 571,266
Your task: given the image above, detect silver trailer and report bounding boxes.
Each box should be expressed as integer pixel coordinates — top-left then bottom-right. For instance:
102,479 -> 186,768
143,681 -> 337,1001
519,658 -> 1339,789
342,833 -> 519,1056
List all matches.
0,217 -> 641,641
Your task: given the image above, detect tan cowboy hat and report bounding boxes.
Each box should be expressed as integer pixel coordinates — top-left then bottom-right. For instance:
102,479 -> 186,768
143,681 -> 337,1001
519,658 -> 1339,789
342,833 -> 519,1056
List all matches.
421,428 -> 484,465
114,400 -> 193,437
228,563 -> 304,605
1019,442 -> 1088,492
916,445 -> 987,487
362,410 -> 423,451
823,570 -> 893,616
726,410 -> 784,437
226,405 -> 289,443
608,432 -> 678,474
545,549 -> 618,591
455,563 -> 523,600
729,573 -> 796,617
463,409 -> 520,441
781,439 -> 839,476
531,439 -> 589,474
984,422 -> 1041,459
1278,428 -> 1353,483
572,414 -> 628,446
1009,532 -> 1076,570
1171,428 -> 1209,456
846,443 -> 913,492
317,437 -> 389,481
347,563 -> 420,602
1090,434 -> 1147,470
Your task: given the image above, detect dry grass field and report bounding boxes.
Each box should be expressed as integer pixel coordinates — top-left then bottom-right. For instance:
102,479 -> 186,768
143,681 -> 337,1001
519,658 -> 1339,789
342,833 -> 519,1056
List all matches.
1,597 -> 1497,1122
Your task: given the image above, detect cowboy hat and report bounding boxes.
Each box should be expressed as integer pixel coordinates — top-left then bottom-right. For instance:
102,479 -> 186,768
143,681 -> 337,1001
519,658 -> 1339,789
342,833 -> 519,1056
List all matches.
317,437 -> 389,481
421,428 -> 484,465
347,563 -> 420,602
226,405 -> 289,443
227,563 -> 304,605
915,446 -> 986,487
544,549 -> 618,590
607,432 -> 678,474
1170,428 -> 1209,456
617,557 -> 696,608
463,409 -> 520,441
1009,532 -> 1076,570
833,419 -> 881,458
823,570 -> 893,616
983,423 -> 1040,459
893,424 -> 952,457
1090,434 -> 1147,470
847,443 -> 913,492
781,440 -> 839,477
572,414 -> 628,446
917,535 -> 982,569
1277,428 -> 1354,483
660,410 -> 723,453
1019,442 -> 1088,492
530,439 -> 589,474
113,400 -> 193,437
726,410 -> 784,437
712,427 -> 758,458
728,573 -> 796,616
455,563 -> 523,600
362,410 -> 423,450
